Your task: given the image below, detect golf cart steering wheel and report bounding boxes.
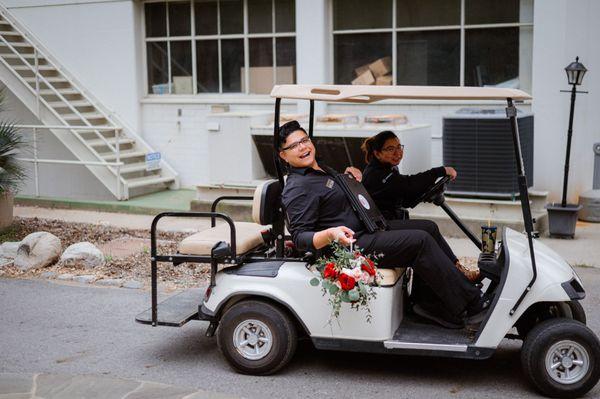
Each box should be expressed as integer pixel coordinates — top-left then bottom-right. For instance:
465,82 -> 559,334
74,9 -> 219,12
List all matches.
406,175 -> 452,208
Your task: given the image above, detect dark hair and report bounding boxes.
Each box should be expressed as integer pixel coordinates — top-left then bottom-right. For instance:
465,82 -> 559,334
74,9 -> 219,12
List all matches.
361,130 -> 398,163
278,120 -> 307,150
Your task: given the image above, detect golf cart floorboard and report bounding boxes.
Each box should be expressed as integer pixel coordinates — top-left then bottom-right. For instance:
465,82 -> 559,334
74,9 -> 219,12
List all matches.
135,288 -> 203,327
392,313 -> 476,345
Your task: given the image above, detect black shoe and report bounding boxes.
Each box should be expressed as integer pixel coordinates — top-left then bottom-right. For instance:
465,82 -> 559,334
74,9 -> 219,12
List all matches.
413,304 -> 465,329
465,297 -> 492,325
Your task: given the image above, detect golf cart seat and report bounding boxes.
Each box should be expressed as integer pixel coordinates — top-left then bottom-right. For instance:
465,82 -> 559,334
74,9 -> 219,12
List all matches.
379,267 -> 406,286
178,180 -> 282,256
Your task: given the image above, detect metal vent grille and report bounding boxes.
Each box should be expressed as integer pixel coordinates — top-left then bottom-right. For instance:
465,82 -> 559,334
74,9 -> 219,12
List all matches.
443,110 -> 534,198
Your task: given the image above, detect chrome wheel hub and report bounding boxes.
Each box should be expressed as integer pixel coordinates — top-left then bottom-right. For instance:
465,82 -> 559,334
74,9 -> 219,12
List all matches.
232,319 -> 273,360
545,340 -> 589,384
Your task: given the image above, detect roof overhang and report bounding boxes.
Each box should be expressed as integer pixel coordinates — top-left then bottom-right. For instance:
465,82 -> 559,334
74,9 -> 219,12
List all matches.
270,84 -> 532,103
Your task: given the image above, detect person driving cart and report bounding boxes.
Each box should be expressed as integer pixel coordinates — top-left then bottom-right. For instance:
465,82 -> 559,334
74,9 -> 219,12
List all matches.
361,130 -> 479,283
278,120 -> 489,329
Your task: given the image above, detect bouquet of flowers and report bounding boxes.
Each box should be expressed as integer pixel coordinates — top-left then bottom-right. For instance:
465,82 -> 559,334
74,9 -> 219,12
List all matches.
309,242 -> 382,323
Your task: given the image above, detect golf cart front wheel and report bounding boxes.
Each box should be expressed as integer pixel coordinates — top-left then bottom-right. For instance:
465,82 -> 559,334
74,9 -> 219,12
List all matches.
217,299 -> 297,375
521,318 -> 600,398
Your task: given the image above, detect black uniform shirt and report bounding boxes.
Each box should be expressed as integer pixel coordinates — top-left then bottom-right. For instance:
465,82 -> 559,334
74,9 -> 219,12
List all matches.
362,158 -> 446,219
282,165 -> 364,251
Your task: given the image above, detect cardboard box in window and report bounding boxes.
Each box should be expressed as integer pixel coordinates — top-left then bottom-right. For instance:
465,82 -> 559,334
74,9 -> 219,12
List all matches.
351,69 -> 375,85
241,66 -> 295,94
173,76 -> 193,94
354,63 -> 371,77
317,114 -> 359,125
375,74 -> 393,86
369,56 -> 392,77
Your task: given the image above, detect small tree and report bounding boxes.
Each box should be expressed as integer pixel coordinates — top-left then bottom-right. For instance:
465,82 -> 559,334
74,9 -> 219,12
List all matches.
0,92 -> 26,195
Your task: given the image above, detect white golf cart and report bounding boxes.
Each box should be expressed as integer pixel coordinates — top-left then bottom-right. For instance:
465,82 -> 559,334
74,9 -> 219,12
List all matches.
136,85 -> 600,398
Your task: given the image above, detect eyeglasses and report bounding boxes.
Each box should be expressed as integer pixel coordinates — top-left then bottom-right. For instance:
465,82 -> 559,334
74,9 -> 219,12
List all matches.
381,144 -> 404,153
281,136 -> 311,152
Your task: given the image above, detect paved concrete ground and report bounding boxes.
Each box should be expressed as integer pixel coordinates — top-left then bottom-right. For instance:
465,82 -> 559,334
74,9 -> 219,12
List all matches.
0,372 -> 237,399
1,273 -> 599,399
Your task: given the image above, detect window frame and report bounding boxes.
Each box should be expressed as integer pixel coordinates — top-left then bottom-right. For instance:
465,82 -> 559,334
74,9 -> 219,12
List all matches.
142,0 -> 296,96
329,0 -> 533,87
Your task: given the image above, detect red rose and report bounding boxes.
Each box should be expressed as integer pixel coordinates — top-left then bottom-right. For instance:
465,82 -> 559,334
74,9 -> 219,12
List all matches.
323,262 -> 338,279
361,258 -> 376,276
339,273 -> 356,291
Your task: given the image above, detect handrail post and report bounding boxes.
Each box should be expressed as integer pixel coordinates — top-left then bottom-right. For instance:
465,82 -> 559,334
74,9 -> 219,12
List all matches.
34,48 -> 40,118
115,128 -> 121,200
32,127 -> 39,197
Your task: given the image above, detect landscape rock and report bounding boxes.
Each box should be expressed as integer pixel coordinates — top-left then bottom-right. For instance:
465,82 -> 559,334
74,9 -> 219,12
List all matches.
14,232 -> 62,271
60,242 -> 105,269
122,280 -> 143,289
41,271 -> 57,279
57,273 -> 74,281
96,278 -> 123,287
73,274 -> 96,284
0,241 -> 20,259
0,258 -> 13,268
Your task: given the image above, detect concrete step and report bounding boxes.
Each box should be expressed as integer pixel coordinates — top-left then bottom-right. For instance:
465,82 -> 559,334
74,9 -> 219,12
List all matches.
87,137 -> 135,147
100,150 -> 146,161
39,88 -> 80,96
14,65 -> 54,71
47,99 -> 92,108
126,175 -> 174,189
113,162 -> 150,174
63,112 -> 106,121
0,30 -> 20,36
25,76 -> 65,83
0,41 -> 32,48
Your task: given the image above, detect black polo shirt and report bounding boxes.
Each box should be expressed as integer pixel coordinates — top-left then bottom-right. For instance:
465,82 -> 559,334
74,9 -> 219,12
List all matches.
362,158 -> 446,219
281,165 -> 364,251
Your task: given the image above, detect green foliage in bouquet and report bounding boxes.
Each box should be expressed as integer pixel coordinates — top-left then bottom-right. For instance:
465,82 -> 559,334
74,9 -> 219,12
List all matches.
310,242 -> 382,324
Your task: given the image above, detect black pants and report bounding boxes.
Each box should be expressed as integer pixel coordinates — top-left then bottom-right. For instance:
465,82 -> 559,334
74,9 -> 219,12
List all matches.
387,219 -> 458,264
356,227 -> 479,317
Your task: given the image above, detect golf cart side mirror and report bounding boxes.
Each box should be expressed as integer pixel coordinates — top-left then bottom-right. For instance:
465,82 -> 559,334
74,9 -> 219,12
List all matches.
211,241 -> 232,260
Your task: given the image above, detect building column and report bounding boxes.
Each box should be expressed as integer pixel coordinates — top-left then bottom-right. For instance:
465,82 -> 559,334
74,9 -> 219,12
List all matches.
295,0 -> 329,115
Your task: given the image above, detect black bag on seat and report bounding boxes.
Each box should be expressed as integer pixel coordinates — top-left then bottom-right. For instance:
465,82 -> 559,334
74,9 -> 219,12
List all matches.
322,166 -> 388,233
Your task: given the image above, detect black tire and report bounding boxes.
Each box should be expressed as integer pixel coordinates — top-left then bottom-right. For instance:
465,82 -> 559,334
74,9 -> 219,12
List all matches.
217,299 -> 297,375
521,318 -> 600,398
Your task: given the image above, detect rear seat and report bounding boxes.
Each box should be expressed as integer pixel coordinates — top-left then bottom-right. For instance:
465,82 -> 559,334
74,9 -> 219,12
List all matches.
178,180 -> 281,256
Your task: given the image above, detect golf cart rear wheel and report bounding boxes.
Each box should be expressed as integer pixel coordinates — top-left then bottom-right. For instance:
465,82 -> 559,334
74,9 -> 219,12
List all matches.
521,318 -> 600,398
217,299 -> 297,375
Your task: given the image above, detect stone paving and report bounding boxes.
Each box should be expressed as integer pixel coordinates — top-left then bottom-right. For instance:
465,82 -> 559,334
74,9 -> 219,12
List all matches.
0,373 -> 238,399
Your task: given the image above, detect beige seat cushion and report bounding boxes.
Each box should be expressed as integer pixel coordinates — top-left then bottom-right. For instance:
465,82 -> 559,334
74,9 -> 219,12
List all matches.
379,267 -> 407,286
179,222 -> 267,256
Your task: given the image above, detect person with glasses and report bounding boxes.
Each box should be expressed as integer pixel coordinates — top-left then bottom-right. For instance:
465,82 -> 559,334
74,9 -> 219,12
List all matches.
361,130 -> 479,323
278,121 -> 488,329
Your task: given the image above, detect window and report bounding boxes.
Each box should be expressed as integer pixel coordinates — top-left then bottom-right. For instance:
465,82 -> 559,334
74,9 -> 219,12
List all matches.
332,0 -> 533,91
144,0 -> 296,95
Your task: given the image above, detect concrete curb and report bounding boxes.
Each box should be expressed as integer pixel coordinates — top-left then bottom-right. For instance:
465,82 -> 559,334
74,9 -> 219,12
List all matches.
0,373 -> 239,399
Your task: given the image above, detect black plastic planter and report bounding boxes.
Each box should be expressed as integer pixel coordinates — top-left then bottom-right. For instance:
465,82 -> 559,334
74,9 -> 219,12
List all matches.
546,203 -> 583,238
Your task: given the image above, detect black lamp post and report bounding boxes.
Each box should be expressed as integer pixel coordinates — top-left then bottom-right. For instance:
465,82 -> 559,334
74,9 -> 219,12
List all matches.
561,57 -> 587,207
546,57 -> 589,238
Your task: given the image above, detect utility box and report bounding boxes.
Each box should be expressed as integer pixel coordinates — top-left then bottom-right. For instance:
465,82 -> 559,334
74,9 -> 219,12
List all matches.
578,143 -> 600,222
443,108 -> 534,199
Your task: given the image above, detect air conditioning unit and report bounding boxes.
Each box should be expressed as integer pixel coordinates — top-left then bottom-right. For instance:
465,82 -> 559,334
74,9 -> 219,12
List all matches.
443,108 -> 534,199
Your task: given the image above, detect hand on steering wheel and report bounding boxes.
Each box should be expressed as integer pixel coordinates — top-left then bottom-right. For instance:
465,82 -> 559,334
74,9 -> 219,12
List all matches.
405,175 -> 452,209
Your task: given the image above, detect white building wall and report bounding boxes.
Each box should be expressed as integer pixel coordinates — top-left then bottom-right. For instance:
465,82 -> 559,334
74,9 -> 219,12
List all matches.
0,0 -> 142,133
532,0 -> 600,204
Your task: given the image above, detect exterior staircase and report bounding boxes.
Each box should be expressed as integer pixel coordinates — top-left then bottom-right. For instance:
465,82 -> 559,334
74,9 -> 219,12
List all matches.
0,5 -> 178,200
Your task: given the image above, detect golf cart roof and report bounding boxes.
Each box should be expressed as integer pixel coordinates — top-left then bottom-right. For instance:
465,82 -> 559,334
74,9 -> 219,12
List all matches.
270,85 -> 531,103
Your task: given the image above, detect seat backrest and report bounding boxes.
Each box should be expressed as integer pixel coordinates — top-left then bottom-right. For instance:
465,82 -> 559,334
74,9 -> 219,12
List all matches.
252,179 -> 283,225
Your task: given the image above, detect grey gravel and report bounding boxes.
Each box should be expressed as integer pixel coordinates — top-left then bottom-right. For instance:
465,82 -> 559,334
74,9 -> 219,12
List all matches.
96,278 -> 123,287
56,273 -> 74,281
73,275 -> 96,284
122,280 -> 144,289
